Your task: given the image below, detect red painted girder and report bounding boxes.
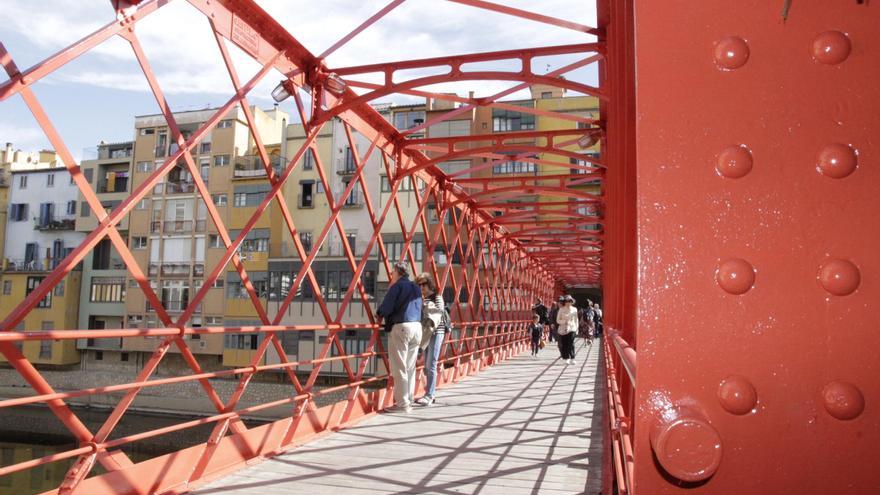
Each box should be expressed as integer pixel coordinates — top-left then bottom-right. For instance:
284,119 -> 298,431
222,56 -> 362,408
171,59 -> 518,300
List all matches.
332,42 -> 602,76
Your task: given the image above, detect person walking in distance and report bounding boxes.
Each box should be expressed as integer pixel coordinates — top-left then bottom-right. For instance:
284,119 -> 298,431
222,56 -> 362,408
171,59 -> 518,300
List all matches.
532,298 -> 549,327
529,313 -> 543,357
547,298 -> 562,343
415,273 -> 446,407
377,262 -> 423,413
556,295 -> 579,364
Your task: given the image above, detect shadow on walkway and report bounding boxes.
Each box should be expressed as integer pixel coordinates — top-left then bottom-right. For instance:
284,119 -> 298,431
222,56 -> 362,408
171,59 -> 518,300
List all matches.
193,339 -> 604,495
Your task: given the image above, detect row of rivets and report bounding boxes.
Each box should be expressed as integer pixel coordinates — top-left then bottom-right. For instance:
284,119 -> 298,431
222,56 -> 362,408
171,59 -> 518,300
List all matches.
713,31 -> 852,70
717,376 -> 865,420
716,143 -> 858,179
715,258 -> 860,296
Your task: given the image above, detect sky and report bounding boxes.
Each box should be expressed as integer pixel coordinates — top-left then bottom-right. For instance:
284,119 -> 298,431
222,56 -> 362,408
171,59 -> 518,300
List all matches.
0,0 -> 598,160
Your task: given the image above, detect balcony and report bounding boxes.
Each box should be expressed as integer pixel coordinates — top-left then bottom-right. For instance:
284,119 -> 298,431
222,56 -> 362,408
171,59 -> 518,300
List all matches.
337,164 -> 357,176
34,215 -> 75,231
166,220 -> 192,234
3,257 -> 77,272
233,155 -> 284,178
151,220 -> 206,233
165,181 -> 196,194
146,300 -> 200,313
97,178 -> 129,193
341,191 -> 365,209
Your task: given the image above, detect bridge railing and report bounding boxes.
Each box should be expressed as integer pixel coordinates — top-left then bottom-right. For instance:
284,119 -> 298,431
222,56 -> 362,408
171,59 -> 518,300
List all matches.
0,319 -> 531,492
604,328 -> 636,495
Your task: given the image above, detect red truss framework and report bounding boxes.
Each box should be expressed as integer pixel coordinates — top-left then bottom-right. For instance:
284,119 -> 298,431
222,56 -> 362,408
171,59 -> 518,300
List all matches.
0,1 -> 609,493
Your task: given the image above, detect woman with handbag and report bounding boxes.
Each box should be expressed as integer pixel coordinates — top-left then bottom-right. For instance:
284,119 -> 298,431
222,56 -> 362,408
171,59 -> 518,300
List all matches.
415,273 -> 446,407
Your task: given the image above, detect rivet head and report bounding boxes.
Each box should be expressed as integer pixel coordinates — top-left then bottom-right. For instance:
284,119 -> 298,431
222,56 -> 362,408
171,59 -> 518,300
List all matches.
716,258 -> 755,295
818,259 -> 860,296
822,381 -> 864,420
651,412 -> 723,482
718,375 -> 758,415
716,145 -> 753,178
817,143 -> 857,178
714,36 -> 750,70
811,31 -> 851,65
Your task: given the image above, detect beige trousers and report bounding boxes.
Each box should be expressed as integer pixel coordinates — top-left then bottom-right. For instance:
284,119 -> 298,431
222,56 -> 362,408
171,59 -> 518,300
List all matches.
388,321 -> 423,407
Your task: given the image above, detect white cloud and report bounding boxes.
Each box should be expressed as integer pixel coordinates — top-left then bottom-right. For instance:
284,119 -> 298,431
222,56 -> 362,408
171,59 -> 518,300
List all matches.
0,123 -> 50,151
0,0 -> 596,102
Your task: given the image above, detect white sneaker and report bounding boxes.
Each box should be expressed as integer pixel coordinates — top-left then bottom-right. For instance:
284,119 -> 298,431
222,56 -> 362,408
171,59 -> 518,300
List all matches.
564,359 -> 570,365
570,359 -> 577,365
415,396 -> 434,407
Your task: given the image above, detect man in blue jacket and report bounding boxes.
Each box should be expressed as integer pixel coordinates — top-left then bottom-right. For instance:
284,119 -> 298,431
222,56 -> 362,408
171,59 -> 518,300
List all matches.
377,262 -> 423,413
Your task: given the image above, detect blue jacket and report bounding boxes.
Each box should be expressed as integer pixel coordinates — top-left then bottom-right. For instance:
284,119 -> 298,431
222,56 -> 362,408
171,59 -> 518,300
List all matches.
377,276 -> 422,328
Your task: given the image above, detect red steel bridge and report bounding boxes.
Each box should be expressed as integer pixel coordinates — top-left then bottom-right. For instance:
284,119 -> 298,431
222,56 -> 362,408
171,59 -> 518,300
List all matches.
0,0 -> 876,494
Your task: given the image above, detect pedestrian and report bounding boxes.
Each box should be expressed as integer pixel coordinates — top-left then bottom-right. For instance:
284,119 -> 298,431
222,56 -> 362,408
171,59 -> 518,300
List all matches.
547,297 -> 562,343
593,303 -> 604,337
377,262 -> 423,413
556,295 -> 579,364
415,273 -> 446,407
529,313 -> 543,356
532,298 -> 549,326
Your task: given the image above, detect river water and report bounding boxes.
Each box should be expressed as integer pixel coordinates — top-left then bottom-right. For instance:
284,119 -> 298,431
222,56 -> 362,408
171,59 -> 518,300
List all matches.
0,406 -> 268,495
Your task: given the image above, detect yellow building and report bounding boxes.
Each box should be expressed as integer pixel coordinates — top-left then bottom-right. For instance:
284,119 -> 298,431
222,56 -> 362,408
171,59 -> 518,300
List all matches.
0,271 -> 81,365
119,105 -> 287,368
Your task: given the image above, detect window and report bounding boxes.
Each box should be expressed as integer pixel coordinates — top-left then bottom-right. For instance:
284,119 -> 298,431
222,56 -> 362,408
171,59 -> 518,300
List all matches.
139,128 -> 155,135
83,168 -> 94,183
39,337 -> 52,359
2,280 -> 11,295
302,149 -> 314,169
212,279 -> 224,288
208,234 -> 223,248
95,350 -> 103,360
47,173 -> 55,187
213,154 -> 230,166
199,142 -> 211,154
206,316 -> 223,325
300,232 -> 313,252
345,233 -> 357,255
9,203 -> 28,221
217,120 -> 233,129
136,198 -> 150,210
380,176 -> 391,193
541,91 -> 553,99
121,352 -> 130,362
212,193 -> 228,206
493,158 -> 537,175
383,237 -> 424,263
26,276 -> 51,308
80,202 -> 91,217
132,236 -> 147,249
136,161 -> 152,173
54,280 -> 65,297
393,110 -> 426,130
299,182 -> 314,208
492,106 -> 536,131
19,175 -> 27,188
224,333 -> 260,350
227,272 -> 268,299
343,147 -> 356,172
66,201 -> 76,215
93,238 -> 112,270
230,228 -> 269,252
232,184 -> 270,207
90,277 -> 126,302
127,315 -> 144,327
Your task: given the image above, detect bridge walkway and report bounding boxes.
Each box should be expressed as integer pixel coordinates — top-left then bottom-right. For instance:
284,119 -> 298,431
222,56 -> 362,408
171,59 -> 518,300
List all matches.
192,339 -> 604,495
